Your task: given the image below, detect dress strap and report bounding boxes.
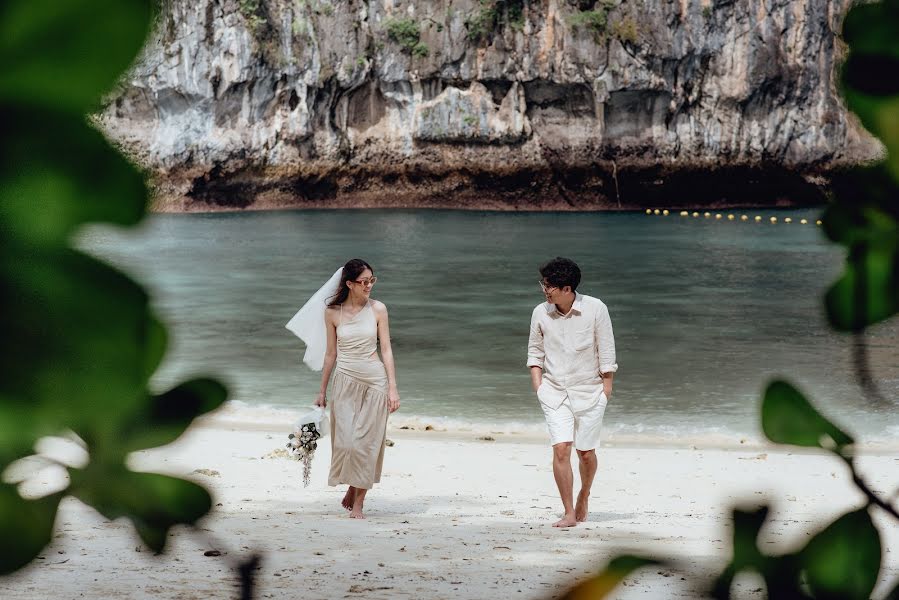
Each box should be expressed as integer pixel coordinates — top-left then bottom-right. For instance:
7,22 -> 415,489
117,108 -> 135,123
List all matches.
339,302 -> 343,326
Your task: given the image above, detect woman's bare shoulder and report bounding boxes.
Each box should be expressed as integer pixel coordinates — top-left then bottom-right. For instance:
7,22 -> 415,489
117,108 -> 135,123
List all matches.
324,304 -> 340,322
370,299 -> 388,313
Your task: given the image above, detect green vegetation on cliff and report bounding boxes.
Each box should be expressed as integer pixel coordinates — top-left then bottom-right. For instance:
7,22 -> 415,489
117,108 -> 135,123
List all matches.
465,0 -> 525,43
385,17 -> 429,57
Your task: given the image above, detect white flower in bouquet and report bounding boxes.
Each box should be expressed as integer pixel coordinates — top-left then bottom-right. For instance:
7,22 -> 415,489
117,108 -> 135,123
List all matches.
286,421 -> 322,487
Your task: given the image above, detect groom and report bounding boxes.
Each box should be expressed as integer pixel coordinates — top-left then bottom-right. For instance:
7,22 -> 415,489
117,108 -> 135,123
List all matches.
527,257 -> 617,527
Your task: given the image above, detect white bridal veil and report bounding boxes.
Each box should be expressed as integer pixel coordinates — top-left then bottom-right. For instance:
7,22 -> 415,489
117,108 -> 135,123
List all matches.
285,267 -> 343,371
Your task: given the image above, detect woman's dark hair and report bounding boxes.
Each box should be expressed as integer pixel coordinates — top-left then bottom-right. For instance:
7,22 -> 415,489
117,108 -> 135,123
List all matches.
328,258 -> 374,306
539,257 -> 581,292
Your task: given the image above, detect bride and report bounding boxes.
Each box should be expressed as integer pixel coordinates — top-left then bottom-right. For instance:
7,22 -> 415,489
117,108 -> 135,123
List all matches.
287,259 -> 401,518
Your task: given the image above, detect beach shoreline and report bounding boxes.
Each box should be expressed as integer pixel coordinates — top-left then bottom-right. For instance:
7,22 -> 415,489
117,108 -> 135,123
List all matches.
197,407 -> 899,455
3,420 -> 897,599
147,195 -> 827,214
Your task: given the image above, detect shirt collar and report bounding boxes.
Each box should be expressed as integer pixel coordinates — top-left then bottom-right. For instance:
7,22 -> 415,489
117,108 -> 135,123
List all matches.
547,292 -> 583,316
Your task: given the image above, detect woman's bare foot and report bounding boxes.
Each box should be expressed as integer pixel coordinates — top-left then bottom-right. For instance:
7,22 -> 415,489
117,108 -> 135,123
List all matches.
349,488 -> 368,519
575,491 -> 589,522
341,487 -> 356,511
553,513 -> 578,528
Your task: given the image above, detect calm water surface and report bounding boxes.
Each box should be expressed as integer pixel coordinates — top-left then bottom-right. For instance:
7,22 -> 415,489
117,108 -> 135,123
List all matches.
80,210 -> 899,441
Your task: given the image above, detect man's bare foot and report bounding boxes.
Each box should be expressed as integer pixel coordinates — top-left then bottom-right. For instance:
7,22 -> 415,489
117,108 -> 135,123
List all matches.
349,509 -> 365,519
553,514 -> 578,528
575,491 -> 589,522
341,487 -> 356,511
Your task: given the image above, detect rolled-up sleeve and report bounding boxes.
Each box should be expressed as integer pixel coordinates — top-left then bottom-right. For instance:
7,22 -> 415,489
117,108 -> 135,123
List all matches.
526,307 -> 545,369
595,303 -> 618,374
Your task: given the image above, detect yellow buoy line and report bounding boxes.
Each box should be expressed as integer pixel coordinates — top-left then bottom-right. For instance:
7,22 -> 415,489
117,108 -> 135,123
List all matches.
647,208 -> 821,225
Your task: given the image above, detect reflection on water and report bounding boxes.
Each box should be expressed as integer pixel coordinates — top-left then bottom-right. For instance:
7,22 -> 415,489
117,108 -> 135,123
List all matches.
79,209 -> 899,440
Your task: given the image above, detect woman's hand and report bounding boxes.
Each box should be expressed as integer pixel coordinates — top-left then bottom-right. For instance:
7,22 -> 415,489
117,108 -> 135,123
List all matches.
314,392 -> 327,408
387,388 -> 401,413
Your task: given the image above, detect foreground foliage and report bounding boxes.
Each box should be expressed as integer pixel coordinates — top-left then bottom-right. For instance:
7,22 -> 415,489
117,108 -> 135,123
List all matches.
0,0 -> 228,574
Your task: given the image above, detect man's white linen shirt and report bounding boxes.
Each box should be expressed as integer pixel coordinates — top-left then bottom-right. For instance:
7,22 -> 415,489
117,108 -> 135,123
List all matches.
527,293 -> 618,412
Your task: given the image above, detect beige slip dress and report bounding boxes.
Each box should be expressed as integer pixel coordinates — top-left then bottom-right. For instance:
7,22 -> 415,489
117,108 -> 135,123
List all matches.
328,300 -> 389,489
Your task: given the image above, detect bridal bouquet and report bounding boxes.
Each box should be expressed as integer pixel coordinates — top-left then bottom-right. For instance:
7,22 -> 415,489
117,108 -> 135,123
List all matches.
287,407 -> 328,487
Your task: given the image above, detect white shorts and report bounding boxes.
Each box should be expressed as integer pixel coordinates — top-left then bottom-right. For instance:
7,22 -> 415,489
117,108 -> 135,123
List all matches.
540,393 -> 608,451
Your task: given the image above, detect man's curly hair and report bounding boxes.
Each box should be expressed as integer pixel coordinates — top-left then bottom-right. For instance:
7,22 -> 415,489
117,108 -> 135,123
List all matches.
539,257 -> 581,292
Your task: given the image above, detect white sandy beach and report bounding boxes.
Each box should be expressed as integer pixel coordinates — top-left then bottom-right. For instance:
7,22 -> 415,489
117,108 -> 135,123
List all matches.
2,421 -> 897,600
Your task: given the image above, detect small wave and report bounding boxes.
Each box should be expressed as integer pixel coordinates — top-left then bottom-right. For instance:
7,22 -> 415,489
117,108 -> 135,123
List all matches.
199,400 -> 305,429
883,425 -> 899,442
196,401 -> 899,450
198,401 -> 759,445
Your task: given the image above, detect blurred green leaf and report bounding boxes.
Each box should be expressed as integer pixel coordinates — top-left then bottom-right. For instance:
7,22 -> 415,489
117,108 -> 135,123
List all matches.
0,485 -> 62,575
712,506 -> 769,599
801,509 -> 881,600
841,0 -> 899,56
713,506 -> 812,599
762,381 -> 854,451
823,168 -> 899,335
0,107 -> 147,246
841,0 -> 899,178
72,469 -> 212,553
560,555 -> 660,599
730,506 -> 768,570
0,401 -> 41,466
0,0 -> 154,112
0,248 -> 155,438
141,313 -> 169,382
122,378 -> 229,453
827,0 -> 899,328
0,0 -> 227,577
824,168 -> 899,247
825,243 -> 899,331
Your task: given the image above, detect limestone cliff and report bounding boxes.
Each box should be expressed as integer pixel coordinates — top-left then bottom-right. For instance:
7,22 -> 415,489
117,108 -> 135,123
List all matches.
99,0 -> 883,210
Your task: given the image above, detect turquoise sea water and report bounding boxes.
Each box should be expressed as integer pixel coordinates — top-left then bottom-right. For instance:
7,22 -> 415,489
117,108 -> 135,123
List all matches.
80,209 -> 899,442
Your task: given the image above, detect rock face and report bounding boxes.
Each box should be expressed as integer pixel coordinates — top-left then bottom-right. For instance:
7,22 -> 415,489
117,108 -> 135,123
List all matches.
99,0 -> 882,210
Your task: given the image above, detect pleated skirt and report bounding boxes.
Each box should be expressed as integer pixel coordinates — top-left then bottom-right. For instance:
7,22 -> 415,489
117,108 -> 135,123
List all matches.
328,369 -> 389,489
